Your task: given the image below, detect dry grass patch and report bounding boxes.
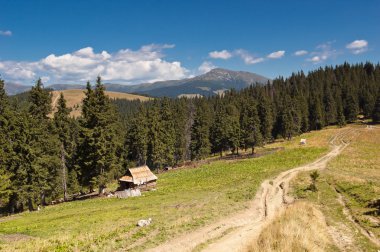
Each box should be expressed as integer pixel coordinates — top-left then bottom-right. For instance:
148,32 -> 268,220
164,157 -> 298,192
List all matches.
51,89 -> 150,117
249,201 -> 334,252
291,125 -> 380,251
269,127 -> 341,150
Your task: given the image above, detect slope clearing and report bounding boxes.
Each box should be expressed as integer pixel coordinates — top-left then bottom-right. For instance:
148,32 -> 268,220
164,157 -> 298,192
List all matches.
290,125 -> 380,251
152,128 -> 354,252
0,128 -> 341,251
51,89 -> 150,117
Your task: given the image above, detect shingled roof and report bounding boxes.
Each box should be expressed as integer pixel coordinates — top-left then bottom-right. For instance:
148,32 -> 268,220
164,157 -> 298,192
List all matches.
119,165 -> 157,185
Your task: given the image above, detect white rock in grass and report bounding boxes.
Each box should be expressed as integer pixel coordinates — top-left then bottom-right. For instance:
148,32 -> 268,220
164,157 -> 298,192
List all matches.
137,218 -> 152,227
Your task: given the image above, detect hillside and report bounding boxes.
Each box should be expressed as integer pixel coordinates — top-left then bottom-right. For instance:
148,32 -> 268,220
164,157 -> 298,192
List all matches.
51,89 -> 150,117
1,125 -> 378,252
0,126 -> 333,251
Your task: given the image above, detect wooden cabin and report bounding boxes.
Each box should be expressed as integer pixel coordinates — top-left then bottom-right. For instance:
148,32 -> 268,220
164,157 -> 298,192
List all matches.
119,165 -> 157,191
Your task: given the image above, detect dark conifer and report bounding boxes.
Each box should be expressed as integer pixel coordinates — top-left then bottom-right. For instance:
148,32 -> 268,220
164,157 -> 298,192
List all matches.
191,99 -> 211,160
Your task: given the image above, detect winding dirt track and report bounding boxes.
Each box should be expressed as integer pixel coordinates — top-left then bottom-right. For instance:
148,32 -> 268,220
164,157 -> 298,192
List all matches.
148,128 -> 355,252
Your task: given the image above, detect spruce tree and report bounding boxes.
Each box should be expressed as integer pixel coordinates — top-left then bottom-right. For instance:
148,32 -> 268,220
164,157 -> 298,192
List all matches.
323,85 -> 337,125
160,98 -> 176,166
309,96 -> 324,130
173,98 -> 191,164
210,101 -> 228,156
257,90 -> 273,142
344,93 -> 359,122
29,78 -> 52,119
147,100 -> 166,169
336,90 -> 346,127
372,89 -> 380,123
0,78 -> 13,208
77,77 -> 122,193
191,100 -> 211,160
22,78 -> 61,210
126,105 -> 148,165
240,98 -> 262,154
54,93 -> 72,201
225,104 -> 240,154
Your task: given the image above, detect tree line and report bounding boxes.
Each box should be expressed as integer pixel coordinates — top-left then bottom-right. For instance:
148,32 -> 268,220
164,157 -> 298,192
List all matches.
1,62 -> 380,214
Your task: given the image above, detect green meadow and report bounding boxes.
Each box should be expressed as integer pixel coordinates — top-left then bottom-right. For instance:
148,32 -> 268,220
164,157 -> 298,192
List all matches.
0,130 -> 332,252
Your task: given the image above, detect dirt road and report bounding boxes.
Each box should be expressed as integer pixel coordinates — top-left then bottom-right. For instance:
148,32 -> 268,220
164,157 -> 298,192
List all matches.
148,128 -> 355,252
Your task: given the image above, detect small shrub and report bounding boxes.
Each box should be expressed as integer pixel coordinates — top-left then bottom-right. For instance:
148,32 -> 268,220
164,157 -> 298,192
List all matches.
309,171 -> 320,192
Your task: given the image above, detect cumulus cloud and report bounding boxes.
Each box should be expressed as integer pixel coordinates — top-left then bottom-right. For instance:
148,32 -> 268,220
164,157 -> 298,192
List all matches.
294,50 -> 308,56
198,61 -> 217,74
0,30 -> 12,36
267,50 -> 285,59
235,49 -> 264,64
209,50 -> 232,59
306,42 -> 338,64
346,40 -> 368,54
0,44 -> 188,85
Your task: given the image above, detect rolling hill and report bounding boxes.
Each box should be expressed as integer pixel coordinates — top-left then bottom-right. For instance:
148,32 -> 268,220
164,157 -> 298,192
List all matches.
51,89 -> 150,117
103,68 -> 270,97
4,82 -> 32,95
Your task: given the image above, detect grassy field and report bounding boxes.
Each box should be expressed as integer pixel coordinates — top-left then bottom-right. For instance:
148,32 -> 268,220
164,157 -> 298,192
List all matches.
51,89 -> 150,117
0,128 -> 338,251
291,125 -> 380,251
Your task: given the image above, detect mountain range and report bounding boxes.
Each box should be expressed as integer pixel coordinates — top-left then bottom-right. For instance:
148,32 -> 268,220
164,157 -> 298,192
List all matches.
4,68 -> 270,97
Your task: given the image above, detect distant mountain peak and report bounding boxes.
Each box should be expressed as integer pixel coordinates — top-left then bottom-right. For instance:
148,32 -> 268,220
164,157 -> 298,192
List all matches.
196,68 -> 270,84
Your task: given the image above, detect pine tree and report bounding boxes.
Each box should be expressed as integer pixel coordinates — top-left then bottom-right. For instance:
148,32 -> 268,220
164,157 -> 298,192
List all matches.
0,78 -> 13,208
278,95 -> 300,140
257,90 -> 273,142
77,77 -> 123,193
19,78 -> 61,210
336,89 -> 346,127
160,98 -> 176,166
240,98 -> 262,154
309,96 -> 324,130
344,93 -> 359,122
147,100 -> 166,169
54,93 -> 72,201
210,101 -> 228,156
173,99 -> 191,164
225,104 -> 240,154
29,78 -> 52,119
191,100 -> 211,160
126,105 -> 148,165
372,89 -> 380,123
323,85 -> 337,125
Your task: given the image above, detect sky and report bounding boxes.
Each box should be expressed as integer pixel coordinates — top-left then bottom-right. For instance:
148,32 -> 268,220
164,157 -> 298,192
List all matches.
0,0 -> 379,86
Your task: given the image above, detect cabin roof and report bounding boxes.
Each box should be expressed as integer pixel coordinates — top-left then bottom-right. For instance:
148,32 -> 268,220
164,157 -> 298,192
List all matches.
119,165 -> 157,185
119,175 -> 133,182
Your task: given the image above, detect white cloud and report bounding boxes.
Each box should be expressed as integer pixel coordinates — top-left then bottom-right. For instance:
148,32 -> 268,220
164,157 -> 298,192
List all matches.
306,42 -> 338,64
209,50 -> 232,59
308,56 -> 321,63
346,40 -> 368,54
294,50 -> 308,56
198,61 -> 216,74
0,44 -> 189,85
267,50 -> 285,59
0,30 -> 12,36
235,49 -> 264,64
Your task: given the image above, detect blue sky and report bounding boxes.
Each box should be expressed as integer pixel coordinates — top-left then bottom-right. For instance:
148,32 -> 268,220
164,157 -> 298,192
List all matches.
0,0 -> 379,85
